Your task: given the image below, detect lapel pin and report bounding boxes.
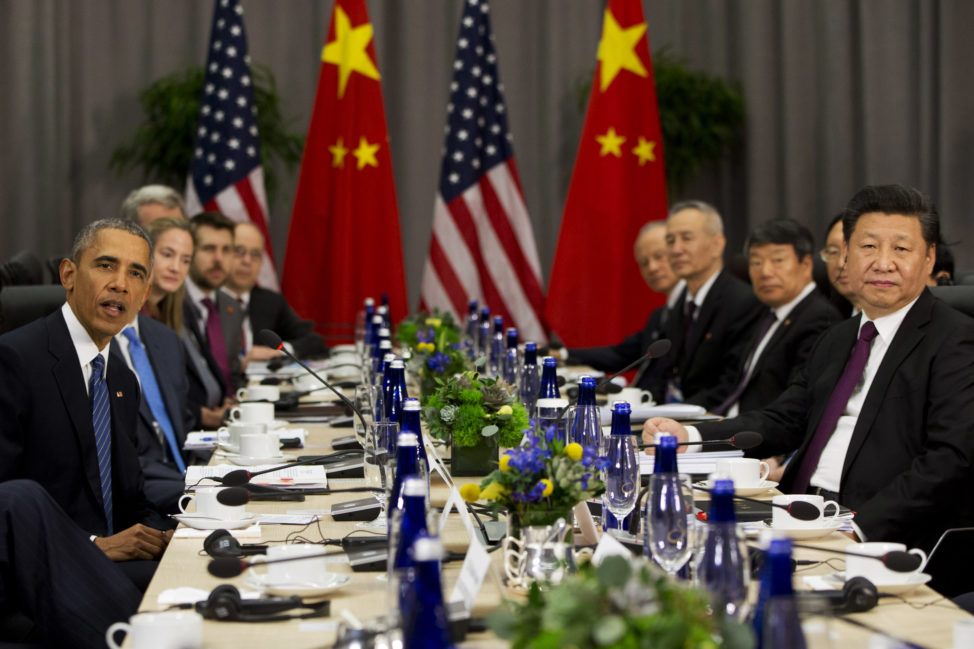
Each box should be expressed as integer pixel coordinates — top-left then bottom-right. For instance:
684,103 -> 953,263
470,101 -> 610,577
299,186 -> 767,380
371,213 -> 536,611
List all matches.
784,318 -> 792,326
115,391 -> 124,398
227,306 -> 235,314
704,332 -> 712,341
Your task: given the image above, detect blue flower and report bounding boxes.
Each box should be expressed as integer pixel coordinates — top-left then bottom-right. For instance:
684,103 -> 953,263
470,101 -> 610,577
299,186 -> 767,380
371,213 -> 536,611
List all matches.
417,328 -> 435,343
594,457 -> 610,471
427,352 -> 449,373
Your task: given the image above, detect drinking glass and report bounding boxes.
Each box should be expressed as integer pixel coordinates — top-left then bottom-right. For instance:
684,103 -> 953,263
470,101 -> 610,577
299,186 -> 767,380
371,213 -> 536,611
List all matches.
353,385 -> 375,448
603,434 -> 639,533
645,473 -> 694,577
354,309 -> 367,356
359,421 -> 399,530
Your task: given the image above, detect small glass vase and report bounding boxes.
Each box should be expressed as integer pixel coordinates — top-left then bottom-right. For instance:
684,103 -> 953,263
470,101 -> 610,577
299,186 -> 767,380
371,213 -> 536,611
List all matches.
449,434 -> 499,476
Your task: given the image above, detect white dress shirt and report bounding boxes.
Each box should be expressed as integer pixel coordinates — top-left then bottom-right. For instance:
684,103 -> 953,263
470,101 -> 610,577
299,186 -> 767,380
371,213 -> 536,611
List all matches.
61,302 -> 110,396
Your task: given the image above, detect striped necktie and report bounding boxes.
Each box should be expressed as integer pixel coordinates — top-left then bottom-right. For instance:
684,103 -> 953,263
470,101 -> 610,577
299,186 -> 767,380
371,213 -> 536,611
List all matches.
89,354 -> 113,534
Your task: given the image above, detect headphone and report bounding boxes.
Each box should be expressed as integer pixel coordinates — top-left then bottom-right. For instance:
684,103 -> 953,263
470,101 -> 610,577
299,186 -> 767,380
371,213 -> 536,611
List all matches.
195,585 -> 330,623
800,576 -> 879,614
204,529 -> 267,558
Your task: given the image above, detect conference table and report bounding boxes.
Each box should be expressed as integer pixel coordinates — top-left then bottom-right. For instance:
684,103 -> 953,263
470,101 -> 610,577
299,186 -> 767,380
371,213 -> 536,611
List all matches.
135,392 -> 970,649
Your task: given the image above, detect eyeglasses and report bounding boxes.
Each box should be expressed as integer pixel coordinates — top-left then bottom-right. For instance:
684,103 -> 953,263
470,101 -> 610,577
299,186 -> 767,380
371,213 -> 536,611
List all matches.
234,247 -> 263,261
819,248 -> 842,263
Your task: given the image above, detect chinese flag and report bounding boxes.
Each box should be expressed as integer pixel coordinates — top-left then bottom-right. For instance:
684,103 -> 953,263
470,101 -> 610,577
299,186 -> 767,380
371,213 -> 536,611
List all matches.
544,0 -> 668,347
282,0 -> 407,343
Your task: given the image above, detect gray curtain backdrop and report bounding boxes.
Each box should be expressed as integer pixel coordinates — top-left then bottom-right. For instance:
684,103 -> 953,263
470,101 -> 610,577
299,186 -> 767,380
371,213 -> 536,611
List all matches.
2,0 -> 972,307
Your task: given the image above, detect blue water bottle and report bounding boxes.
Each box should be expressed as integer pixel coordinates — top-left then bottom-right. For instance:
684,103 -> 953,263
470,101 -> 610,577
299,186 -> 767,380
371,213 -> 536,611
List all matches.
390,476 -> 429,572
502,328 -> 519,386
464,300 -> 479,346
477,307 -> 491,359
399,534 -> 455,649
695,479 -> 750,620
390,432 -> 422,516
400,399 -> 429,489
384,359 -> 407,428
602,402 -> 637,534
539,357 -> 561,399
489,316 -> 504,377
519,342 -> 541,414
570,376 -> 601,450
753,538 -> 805,648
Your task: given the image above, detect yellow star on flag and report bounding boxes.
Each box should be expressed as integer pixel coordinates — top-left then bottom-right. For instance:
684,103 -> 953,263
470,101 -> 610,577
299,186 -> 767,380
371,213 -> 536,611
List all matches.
632,137 -> 656,165
352,136 -> 380,170
321,6 -> 381,99
596,9 -> 648,92
596,127 -> 626,157
329,137 -> 348,168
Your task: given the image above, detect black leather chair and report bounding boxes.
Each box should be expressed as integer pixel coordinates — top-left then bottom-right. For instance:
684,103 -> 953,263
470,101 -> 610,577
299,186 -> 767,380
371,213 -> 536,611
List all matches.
0,285 -> 65,334
929,285 -> 974,319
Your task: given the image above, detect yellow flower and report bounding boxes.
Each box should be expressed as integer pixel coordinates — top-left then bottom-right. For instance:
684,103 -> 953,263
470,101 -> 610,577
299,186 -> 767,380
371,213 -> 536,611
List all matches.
425,317 -> 442,328
459,483 -> 481,502
481,481 -> 507,500
417,342 -> 435,353
564,442 -> 583,460
497,405 -> 513,416
539,478 -> 554,498
499,454 -> 511,472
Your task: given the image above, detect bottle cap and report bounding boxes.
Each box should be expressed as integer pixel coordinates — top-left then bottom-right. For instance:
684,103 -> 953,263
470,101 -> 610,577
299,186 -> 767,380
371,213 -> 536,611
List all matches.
580,376 -> 596,388
390,359 -> 405,369
612,401 -> 631,414
468,300 -> 478,313
480,307 -> 490,318
364,297 -> 375,306
377,305 -> 388,314
379,339 -> 392,349
658,435 -> 678,451
378,327 -> 390,337
372,315 -> 383,324
542,356 -> 557,367
383,352 -> 396,362
402,476 -> 427,497
403,398 -> 420,411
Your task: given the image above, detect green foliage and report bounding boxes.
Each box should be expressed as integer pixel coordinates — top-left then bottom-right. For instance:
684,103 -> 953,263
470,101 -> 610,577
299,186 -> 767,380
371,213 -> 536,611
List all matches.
490,556 -> 753,649
109,63 -> 305,204
421,371 -> 526,448
575,48 -> 744,194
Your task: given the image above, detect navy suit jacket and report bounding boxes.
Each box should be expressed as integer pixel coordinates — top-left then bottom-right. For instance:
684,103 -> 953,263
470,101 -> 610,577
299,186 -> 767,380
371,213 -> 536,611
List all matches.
0,310 -> 165,536
657,270 -> 764,402
110,315 -> 193,478
247,286 -> 325,358
697,289 -> 974,553
688,289 -> 841,412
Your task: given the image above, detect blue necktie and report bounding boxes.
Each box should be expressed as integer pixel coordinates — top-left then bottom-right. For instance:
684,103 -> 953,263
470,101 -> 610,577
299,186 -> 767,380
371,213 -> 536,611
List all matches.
89,354 -> 113,534
122,327 -> 187,474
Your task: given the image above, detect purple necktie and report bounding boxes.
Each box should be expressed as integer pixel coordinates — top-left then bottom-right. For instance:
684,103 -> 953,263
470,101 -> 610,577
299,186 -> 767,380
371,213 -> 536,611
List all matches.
713,309 -> 777,416
790,321 -> 879,494
201,297 -> 233,395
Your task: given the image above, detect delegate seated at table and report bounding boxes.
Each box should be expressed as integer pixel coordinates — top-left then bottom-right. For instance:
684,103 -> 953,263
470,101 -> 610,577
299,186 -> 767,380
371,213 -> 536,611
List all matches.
643,185 -> 974,595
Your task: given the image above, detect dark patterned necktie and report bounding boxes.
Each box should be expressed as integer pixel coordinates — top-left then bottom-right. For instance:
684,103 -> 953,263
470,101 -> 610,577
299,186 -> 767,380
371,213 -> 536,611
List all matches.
90,354 -> 113,534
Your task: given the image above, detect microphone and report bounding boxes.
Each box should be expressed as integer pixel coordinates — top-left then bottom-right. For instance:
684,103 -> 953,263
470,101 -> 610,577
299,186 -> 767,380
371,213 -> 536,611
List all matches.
203,529 -> 267,558
638,430 -> 763,450
209,550 -> 349,578
691,484 -> 821,521
215,485 -> 378,506
256,329 -> 369,435
596,339 -> 671,391
763,542 -> 924,573
216,453 -> 352,487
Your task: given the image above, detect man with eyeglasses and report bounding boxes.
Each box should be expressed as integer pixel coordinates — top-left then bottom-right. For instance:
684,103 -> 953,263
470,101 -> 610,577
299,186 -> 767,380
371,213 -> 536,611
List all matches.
223,222 -> 325,363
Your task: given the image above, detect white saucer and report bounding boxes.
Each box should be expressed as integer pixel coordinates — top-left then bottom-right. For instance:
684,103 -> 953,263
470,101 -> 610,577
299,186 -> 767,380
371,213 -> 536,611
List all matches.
760,519 -> 844,540
227,453 -> 287,466
822,571 -> 932,594
244,572 -> 351,598
172,512 -> 258,530
695,479 -> 779,497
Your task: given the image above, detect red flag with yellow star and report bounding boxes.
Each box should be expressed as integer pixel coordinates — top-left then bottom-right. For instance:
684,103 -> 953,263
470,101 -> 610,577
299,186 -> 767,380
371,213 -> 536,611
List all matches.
282,0 -> 407,342
544,0 -> 668,347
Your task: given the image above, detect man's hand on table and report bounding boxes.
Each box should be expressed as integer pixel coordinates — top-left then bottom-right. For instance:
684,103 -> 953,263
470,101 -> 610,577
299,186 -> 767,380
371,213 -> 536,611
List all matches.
94,524 -> 173,561
641,417 -> 690,453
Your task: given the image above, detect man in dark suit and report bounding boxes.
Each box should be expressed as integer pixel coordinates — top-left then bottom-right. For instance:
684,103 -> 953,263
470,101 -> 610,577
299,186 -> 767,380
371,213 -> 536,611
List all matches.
111,313 -> 194,513
821,212 -> 859,317
223,222 -> 325,362
0,480 -> 141,648
565,221 -> 683,388
0,219 -> 172,586
182,212 -> 243,426
688,219 -> 840,414
645,185 -> 974,595
656,201 -> 764,403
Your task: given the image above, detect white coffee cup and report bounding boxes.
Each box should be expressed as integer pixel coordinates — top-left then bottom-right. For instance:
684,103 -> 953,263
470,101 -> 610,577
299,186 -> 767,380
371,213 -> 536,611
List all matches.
106,610 -> 202,649
238,431 -> 281,459
251,543 -> 331,585
844,542 -> 927,585
954,618 -> 974,648
178,486 -> 246,521
218,421 -> 267,452
229,402 -> 275,424
714,458 -> 770,487
237,385 -> 280,402
771,494 -> 840,529
611,387 -> 655,406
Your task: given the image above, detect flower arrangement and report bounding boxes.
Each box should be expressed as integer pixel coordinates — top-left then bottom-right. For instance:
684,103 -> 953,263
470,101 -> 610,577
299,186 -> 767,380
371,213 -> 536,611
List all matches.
461,426 -> 606,532
487,555 -> 752,649
396,311 -> 471,402
422,371 -> 528,449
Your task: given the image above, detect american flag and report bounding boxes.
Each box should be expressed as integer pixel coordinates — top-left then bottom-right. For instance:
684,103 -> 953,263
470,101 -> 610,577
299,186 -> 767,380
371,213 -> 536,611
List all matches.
185,0 -> 279,290
420,0 -> 547,343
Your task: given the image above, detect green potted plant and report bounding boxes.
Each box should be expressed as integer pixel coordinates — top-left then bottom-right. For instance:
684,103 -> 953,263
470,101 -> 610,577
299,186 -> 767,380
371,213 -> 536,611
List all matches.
395,310 -> 470,403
